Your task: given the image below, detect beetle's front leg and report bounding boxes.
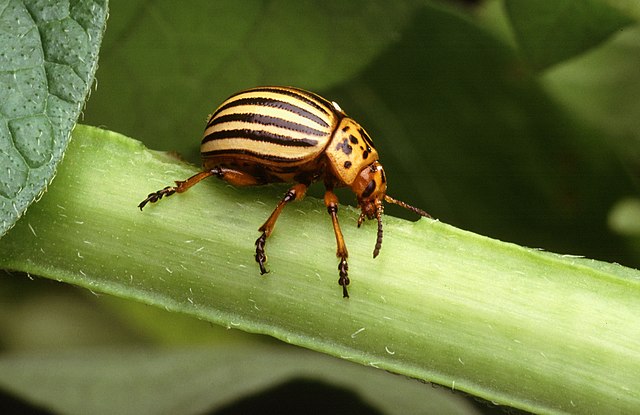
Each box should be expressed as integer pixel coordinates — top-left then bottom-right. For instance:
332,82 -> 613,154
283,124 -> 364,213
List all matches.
324,189 -> 350,298
255,183 -> 308,275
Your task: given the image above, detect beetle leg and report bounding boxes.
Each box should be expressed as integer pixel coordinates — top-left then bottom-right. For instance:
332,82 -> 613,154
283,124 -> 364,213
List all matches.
255,183 -> 308,275
138,166 -> 266,210
138,170 -> 217,210
324,189 -> 350,298
214,168 -> 263,187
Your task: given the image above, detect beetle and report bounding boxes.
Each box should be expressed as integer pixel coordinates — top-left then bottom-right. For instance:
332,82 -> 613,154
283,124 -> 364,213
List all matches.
138,86 -> 430,297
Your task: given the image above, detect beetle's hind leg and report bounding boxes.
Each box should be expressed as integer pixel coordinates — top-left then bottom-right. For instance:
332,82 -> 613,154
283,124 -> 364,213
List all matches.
138,170 -> 218,210
138,166 -> 266,210
255,183 -> 308,275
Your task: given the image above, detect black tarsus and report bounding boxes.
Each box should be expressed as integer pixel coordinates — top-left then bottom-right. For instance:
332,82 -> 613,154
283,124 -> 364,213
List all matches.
254,232 -> 268,274
338,258 -> 349,298
138,186 -> 176,210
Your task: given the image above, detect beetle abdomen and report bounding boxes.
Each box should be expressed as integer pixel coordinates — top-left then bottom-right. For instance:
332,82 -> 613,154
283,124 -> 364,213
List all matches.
201,87 -> 341,170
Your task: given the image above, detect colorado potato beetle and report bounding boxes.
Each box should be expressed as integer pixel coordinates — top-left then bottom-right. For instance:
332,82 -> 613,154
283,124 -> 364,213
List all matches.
139,86 -> 430,297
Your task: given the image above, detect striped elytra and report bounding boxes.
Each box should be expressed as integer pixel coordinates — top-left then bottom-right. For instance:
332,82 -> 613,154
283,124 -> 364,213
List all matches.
139,86 -> 431,298
200,86 -> 377,185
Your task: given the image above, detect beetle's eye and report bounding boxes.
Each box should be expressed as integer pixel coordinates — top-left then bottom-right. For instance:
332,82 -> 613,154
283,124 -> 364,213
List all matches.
362,180 -> 376,199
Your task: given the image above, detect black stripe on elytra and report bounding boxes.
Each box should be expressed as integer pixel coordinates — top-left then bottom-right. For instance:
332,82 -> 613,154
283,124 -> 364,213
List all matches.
201,148 -> 306,164
210,113 -> 326,136
257,87 -> 334,117
202,129 -> 318,147
209,97 -> 330,129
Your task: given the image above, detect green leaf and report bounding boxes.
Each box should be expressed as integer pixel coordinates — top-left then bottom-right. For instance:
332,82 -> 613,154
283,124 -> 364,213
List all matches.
0,344 -> 480,415
0,0 -> 108,237
1,125 -> 640,413
505,0 -> 635,70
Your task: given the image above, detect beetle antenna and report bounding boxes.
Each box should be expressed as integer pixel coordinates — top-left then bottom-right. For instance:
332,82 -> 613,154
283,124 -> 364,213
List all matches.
384,195 -> 432,218
373,208 -> 383,258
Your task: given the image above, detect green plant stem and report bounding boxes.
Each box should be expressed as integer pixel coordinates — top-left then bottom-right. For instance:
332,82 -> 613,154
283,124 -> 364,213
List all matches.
1,125 -> 639,414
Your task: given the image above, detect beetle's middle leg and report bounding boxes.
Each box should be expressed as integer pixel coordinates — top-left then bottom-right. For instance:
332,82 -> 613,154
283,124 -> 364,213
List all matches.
255,183 -> 308,275
324,188 -> 350,298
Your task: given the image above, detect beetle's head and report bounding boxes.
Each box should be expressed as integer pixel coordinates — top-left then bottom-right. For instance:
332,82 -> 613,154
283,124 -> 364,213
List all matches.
352,161 -> 387,220
351,161 -> 387,258
352,160 -> 431,258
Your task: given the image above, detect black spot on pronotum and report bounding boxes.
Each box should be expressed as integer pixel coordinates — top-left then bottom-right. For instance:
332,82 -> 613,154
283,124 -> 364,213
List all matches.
349,134 -> 359,145
362,180 -> 376,199
358,127 -> 375,149
335,138 -> 352,155
362,150 -> 369,159
344,161 -> 352,169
